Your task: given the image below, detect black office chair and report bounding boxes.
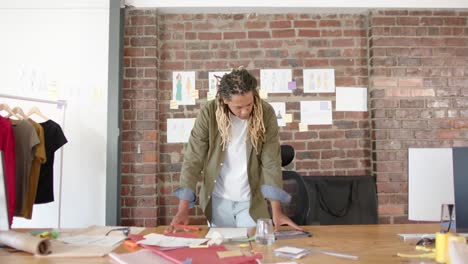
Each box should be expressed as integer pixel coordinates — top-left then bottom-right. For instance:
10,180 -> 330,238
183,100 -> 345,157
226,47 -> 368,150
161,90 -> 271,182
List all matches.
280,145 -> 310,226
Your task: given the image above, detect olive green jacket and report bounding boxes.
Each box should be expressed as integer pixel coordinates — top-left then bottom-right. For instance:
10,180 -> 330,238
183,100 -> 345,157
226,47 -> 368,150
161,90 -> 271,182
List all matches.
179,99 -> 283,222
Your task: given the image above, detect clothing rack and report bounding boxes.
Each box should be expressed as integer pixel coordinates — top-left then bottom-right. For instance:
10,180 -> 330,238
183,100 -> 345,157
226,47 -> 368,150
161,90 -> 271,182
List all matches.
0,93 -> 67,228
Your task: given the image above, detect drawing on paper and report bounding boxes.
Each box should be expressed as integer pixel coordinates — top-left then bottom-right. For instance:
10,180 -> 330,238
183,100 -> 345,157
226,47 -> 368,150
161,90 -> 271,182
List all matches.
172,71 -> 196,105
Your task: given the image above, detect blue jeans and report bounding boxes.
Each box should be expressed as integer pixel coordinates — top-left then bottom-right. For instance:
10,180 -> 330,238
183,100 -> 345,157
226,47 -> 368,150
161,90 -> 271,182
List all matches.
210,194 -> 256,227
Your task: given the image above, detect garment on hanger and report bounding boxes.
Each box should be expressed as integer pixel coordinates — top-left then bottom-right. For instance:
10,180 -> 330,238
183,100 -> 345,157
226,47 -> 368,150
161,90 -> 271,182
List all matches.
10,119 -> 39,216
0,116 -> 16,225
20,119 -> 46,219
35,119 -> 67,204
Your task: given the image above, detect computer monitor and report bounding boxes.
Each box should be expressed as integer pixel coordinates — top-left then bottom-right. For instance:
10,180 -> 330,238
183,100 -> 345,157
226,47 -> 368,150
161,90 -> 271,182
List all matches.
453,147 -> 468,233
0,150 -> 10,231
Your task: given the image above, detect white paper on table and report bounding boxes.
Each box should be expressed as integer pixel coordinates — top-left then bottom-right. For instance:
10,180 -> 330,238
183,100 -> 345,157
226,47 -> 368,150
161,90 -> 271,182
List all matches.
336,87 -> 367,112
260,69 -> 292,93
275,246 -> 307,254
269,102 -> 286,127
172,71 -> 196,105
167,118 -> 195,143
137,233 -> 208,247
57,235 -> 125,247
205,227 -> 247,239
303,69 -> 335,93
208,71 -> 230,93
408,148 -> 454,221
109,249 -> 174,264
300,101 -> 332,125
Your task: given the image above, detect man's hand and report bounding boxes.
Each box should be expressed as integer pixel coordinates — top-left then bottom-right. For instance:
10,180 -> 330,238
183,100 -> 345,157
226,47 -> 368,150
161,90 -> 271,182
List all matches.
164,200 -> 190,233
270,200 -> 303,231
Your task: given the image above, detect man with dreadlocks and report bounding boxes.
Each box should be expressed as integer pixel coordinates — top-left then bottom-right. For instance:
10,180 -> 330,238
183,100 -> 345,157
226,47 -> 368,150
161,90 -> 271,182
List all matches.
165,68 -> 301,233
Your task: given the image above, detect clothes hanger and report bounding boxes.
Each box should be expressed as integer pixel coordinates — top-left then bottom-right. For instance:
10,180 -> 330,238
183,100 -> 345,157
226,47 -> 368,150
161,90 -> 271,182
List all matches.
0,103 -> 15,117
27,106 -> 49,121
6,106 -> 27,120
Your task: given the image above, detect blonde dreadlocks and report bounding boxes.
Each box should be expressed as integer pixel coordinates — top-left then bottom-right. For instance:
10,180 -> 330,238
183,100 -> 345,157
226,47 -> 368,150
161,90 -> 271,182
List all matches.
215,68 -> 265,154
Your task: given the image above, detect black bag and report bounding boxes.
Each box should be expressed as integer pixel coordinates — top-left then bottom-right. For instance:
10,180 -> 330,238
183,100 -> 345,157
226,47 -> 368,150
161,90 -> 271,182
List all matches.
304,176 -> 378,225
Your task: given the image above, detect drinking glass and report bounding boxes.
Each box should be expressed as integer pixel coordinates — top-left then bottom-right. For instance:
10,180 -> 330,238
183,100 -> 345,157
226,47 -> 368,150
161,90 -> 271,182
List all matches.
255,218 -> 275,245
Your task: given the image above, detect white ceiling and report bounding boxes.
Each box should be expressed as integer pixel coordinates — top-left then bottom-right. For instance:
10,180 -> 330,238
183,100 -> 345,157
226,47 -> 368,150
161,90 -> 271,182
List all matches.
127,0 -> 468,13
2,0 -> 468,11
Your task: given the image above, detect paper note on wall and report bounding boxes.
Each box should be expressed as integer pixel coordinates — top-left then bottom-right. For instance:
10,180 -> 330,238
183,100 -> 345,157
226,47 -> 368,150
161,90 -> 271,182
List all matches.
269,102 -> 286,127
303,69 -> 335,93
300,101 -> 332,125
336,87 -> 367,112
167,118 -> 195,143
260,69 -> 293,94
172,71 -> 196,105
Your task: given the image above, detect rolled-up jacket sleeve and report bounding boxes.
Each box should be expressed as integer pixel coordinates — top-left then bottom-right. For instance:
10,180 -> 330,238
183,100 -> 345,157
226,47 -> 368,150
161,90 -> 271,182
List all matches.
261,185 -> 292,204
172,187 -> 196,208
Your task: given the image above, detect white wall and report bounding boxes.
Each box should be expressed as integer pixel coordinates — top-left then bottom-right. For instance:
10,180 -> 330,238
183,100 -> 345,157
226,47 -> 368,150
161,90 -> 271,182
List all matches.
0,4 -> 109,228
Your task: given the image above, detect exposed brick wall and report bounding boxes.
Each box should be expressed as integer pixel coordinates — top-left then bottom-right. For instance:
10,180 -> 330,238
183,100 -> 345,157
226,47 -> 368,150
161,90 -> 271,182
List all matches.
369,10 -> 468,224
121,9 -> 159,226
122,8 -> 468,227
156,12 -> 370,225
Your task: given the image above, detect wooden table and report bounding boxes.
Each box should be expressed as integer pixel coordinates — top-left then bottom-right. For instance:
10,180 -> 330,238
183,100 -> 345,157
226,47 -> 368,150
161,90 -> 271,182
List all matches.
0,224 -> 443,264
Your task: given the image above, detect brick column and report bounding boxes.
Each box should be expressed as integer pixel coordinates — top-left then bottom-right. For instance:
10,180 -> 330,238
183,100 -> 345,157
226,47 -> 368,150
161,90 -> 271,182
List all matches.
121,9 -> 159,227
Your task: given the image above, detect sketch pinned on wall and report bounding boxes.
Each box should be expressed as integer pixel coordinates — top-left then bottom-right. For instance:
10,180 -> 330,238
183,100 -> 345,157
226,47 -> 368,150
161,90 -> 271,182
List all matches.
167,118 -> 196,143
208,71 -> 230,94
260,69 -> 292,93
172,71 -> 196,105
303,69 -> 335,93
300,101 -> 332,125
269,102 -> 286,127
336,87 -> 368,112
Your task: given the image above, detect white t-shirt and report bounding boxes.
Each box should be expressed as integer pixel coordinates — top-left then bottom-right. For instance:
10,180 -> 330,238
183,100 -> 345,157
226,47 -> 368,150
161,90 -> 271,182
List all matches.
213,114 -> 251,201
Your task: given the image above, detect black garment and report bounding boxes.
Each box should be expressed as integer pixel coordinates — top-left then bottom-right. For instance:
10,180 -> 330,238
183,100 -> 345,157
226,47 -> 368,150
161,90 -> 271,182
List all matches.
35,119 -> 67,204
304,176 -> 378,225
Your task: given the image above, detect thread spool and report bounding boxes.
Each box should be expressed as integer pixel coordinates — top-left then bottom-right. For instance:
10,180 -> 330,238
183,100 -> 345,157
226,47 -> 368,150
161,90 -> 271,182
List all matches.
435,232 -> 450,263
447,235 -> 467,264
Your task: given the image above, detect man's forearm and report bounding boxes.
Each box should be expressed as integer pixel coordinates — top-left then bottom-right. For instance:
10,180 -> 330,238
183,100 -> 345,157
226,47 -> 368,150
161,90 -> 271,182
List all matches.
178,199 -> 190,213
270,200 -> 282,216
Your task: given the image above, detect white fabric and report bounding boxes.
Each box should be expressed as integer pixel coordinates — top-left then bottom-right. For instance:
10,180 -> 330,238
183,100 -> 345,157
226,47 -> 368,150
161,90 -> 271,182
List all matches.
213,114 -> 250,201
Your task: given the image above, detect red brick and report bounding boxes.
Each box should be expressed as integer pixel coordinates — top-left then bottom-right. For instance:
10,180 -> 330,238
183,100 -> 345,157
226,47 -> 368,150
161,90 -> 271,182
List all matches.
398,78 -> 423,87
223,32 -> 246,39
272,29 -> 295,38
372,17 -> 396,26
319,20 -> 341,27
321,29 -> 342,37
444,17 -> 467,26
244,21 -> 267,29
372,78 -> 398,87
331,39 -> 354,47
333,159 -> 357,169
397,17 -> 419,26
294,20 -> 317,28
198,32 -> 222,40
248,31 -> 271,39
298,29 -> 320,37
269,21 -> 291,28
379,204 -> 405,215
236,40 -> 259,49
